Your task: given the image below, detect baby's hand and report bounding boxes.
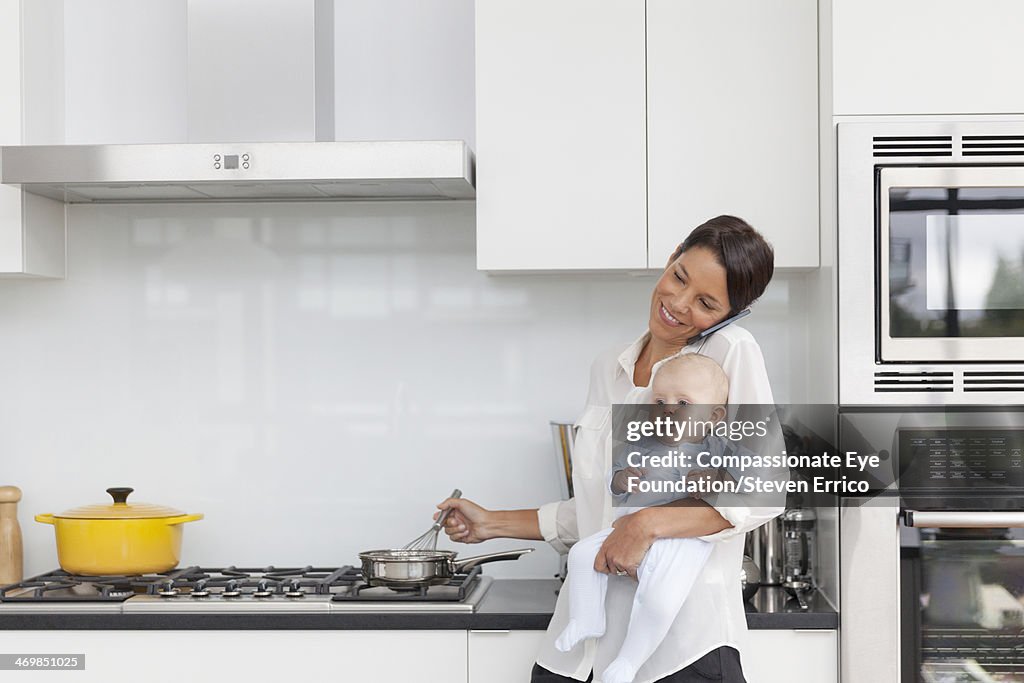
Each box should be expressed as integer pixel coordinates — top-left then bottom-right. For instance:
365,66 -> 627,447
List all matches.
611,467 -> 648,494
685,468 -> 722,499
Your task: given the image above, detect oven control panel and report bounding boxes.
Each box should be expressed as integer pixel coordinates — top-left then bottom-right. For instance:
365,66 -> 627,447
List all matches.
899,428 -> 1024,493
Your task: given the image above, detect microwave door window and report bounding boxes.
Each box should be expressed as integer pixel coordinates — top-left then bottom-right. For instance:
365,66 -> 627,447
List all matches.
888,187 -> 1024,340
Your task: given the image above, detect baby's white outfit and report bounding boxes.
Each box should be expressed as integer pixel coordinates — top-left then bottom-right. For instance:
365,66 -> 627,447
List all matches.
554,436 -> 731,683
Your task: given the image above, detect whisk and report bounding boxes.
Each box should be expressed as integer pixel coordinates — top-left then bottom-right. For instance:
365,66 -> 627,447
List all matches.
402,489 -> 462,551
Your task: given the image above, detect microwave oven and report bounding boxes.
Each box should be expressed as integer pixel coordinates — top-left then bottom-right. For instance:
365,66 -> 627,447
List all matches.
839,120 -> 1024,405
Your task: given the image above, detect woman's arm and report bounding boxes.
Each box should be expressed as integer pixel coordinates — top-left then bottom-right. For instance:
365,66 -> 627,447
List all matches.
484,508 -> 544,541
592,502 -> 731,577
439,498 -> 544,543
638,498 -> 734,538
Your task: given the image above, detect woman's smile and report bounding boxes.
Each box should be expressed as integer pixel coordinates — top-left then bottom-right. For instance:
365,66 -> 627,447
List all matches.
657,302 -> 690,329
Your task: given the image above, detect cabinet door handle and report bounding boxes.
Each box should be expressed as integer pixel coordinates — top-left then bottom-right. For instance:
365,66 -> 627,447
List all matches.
905,510 -> 1024,528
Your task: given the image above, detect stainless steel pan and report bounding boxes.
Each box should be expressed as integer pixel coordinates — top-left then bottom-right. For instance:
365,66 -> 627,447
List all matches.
359,548 -> 534,588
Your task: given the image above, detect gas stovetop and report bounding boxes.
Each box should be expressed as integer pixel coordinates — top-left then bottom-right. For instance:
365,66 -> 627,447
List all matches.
0,566 -> 492,614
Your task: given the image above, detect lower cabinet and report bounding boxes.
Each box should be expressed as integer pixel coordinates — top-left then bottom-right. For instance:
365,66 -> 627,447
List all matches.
0,628 -> 835,682
469,629 -> 546,683
743,630 -> 838,683
466,628 -> 838,683
0,630 -> 469,683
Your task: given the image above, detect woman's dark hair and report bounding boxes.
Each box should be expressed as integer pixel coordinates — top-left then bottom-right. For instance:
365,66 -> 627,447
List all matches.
671,215 -> 774,314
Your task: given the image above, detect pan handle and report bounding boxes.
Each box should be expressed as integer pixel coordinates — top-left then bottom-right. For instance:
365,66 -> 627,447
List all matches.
451,548 -> 534,571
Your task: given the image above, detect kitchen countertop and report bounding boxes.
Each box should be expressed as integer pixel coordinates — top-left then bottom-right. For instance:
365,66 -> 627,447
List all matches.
0,579 -> 836,630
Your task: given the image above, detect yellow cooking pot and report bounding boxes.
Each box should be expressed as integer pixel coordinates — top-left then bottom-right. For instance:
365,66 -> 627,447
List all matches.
35,487 -> 203,575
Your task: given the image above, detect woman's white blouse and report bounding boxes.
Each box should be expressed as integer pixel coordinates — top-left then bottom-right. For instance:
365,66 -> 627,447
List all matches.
535,325 -> 782,683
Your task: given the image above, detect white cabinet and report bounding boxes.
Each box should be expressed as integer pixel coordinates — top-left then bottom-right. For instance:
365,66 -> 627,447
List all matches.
475,0 -> 648,271
646,0 -> 819,269
469,629 -> 545,682
465,628 -> 836,683
833,0 -> 1024,115
0,628 -> 834,681
476,0 -> 819,271
744,629 -> 838,683
0,0 -> 65,278
0,630 -> 469,683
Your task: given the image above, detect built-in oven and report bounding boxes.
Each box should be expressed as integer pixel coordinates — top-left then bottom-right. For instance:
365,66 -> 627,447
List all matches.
902,512 -> 1024,683
839,408 -> 1024,683
839,120 -> 1024,405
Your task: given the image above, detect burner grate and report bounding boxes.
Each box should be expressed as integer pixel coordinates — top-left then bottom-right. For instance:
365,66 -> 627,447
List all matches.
332,566 -> 483,602
0,566 -> 362,602
2,565 -> 484,604
1,570 -> 150,602
145,566 -> 362,597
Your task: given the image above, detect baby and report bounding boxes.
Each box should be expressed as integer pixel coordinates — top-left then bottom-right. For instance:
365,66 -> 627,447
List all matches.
554,353 -> 733,683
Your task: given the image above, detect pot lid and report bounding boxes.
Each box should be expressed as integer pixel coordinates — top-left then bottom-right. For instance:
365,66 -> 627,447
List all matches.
56,488 -> 187,520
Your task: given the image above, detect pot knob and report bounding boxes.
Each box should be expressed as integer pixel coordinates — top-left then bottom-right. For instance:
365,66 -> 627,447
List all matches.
106,487 -> 134,505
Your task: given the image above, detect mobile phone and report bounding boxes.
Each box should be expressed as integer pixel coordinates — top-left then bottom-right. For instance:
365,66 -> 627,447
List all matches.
686,309 -> 751,345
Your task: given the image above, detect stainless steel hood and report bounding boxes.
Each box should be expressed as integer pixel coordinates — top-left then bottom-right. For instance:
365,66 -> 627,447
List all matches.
0,140 -> 475,203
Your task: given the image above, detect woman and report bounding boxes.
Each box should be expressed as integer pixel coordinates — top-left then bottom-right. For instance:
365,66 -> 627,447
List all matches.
439,215 -> 779,683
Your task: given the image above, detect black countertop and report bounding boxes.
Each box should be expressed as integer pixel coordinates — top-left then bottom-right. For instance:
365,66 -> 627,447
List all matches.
473,580 -> 837,630
0,579 -> 836,630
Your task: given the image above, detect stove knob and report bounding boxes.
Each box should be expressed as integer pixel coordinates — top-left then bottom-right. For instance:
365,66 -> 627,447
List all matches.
157,581 -> 179,597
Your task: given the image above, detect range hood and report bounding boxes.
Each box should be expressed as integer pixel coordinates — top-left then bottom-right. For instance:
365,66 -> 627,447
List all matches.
0,141 -> 475,203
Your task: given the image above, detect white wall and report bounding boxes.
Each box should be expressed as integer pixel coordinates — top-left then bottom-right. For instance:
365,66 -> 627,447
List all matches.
0,201 -> 813,577
806,0 -> 839,610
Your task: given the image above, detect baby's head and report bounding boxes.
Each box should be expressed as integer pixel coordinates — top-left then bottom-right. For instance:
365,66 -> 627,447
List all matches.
651,354 -> 729,441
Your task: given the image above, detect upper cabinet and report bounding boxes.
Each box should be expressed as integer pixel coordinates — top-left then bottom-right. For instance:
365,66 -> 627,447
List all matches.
647,0 -> 819,269
833,0 -> 1024,115
0,0 -> 65,278
475,1 -> 648,271
476,0 -> 820,271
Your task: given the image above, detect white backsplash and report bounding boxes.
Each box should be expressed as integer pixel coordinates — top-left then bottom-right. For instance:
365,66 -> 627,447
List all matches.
0,201 -> 814,578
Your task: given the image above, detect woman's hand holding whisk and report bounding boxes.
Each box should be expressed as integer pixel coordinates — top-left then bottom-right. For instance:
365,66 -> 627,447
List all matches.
436,497 -> 493,544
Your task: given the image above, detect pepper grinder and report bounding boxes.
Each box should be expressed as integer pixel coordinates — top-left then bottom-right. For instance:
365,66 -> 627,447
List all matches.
0,486 -> 23,585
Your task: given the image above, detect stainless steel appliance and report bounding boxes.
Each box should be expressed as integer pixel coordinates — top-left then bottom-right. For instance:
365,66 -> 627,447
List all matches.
550,421 -> 575,581
782,508 -> 816,584
902,522 -> 1024,682
749,516 -> 784,586
839,409 -> 1024,683
0,565 -> 493,614
838,120 -> 1024,405
0,141 -> 476,203
550,421 -> 575,501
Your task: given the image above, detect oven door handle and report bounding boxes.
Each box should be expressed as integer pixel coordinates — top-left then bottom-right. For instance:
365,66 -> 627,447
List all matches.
905,510 -> 1024,528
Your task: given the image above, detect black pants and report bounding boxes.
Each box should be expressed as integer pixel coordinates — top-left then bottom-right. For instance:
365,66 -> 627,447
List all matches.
530,646 -> 748,683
